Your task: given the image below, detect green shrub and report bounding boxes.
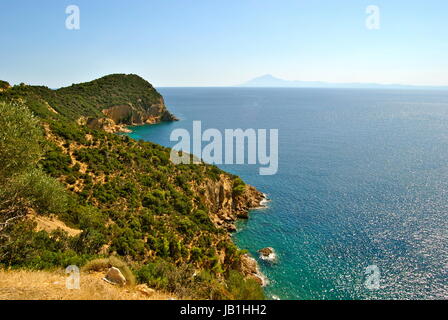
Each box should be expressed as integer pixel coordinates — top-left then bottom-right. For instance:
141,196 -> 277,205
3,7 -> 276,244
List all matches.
226,270 -> 265,300
232,177 -> 246,196
0,80 -> 10,89
0,221 -> 91,270
6,168 -> 69,214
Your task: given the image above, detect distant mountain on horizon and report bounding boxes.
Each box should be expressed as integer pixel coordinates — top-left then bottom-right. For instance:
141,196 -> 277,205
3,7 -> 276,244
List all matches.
238,74 -> 448,90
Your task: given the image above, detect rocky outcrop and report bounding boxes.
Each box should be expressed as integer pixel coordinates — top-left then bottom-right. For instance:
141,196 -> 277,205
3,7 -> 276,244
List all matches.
193,174 -> 269,285
234,185 -> 267,219
238,254 -> 268,286
258,247 -> 277,263
63,74 -> 179,133
194,174 -> 265,232
80,100 -> 177,133
103,267 -> 127,286
79,117 -> 131,133
101,97 -> 177,127
136,284 -> 156,297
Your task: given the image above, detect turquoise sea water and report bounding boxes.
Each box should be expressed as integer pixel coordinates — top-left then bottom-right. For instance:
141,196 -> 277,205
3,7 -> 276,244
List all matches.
127,88 -> 448,300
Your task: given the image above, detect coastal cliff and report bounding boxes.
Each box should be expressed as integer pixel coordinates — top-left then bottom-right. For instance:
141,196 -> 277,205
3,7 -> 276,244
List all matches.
79,102 -> 177,133
194,175 -> 267,285
195,175 -> 265,232
1,74 -> 177,133
0,74 -> 266,299
65,74 -> 178,132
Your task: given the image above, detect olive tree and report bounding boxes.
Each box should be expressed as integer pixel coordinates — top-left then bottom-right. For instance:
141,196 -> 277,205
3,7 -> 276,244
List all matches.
0,101 -> 67,233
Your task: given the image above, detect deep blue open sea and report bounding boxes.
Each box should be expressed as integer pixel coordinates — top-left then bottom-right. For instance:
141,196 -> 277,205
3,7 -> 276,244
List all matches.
127,88 -> 448,300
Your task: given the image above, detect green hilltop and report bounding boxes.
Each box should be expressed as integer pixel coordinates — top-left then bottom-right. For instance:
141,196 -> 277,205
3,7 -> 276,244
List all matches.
0,75 -> 264,300
3,74 -> 175,124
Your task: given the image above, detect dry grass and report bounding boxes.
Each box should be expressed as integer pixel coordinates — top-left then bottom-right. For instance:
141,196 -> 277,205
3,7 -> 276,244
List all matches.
28,213 -> 82,237
0,269 -> 174,300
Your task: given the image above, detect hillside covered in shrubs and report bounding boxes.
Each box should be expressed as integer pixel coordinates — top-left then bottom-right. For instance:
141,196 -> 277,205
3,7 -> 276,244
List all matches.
0,75 -> 264,300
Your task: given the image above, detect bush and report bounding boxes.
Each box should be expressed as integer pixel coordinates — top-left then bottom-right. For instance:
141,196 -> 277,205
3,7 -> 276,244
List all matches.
232,177 -> 246,196
0,221 -> 91,269
136,260 -> 225,299
226,270 -> 265,300
136,260 -> 263,300
65,175 -> 77,185
0,102 -> 68,241
6,168 -> 68,214
0,80 -> 10,90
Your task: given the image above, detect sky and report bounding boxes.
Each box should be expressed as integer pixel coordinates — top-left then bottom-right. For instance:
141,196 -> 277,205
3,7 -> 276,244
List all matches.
1,0 -> 448,87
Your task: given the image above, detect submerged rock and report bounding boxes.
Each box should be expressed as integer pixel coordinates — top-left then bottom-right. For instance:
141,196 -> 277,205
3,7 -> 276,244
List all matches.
258,247 -> 277,263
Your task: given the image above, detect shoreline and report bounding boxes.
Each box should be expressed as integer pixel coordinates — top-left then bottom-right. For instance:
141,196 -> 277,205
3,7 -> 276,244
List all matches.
120,123 -> 271,289
234,193 -> 270,287
253,193 -> 270,209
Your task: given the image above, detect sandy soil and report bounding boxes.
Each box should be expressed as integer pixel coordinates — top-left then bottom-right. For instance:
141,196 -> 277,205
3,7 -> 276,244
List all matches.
0,270 -> 173,300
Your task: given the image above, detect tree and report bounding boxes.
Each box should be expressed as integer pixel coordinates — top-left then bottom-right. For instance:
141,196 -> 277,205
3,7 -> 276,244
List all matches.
0,102 -> 67,233
0,80 -> 10,90
0,101 -> 43,181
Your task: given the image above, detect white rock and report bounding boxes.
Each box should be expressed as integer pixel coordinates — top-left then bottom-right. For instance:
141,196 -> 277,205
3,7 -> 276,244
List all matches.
103,267 -> 126,286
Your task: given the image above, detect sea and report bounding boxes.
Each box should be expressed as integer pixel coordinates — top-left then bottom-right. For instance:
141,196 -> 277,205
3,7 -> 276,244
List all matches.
126,87 -> 448,300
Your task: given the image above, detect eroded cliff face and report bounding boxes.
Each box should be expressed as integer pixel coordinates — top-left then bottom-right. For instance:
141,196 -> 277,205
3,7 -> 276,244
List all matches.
81,96 -> 177,133
238,254 -> 268,286
193,174 -> 267,285
195,174 -> 265,232
102,97 -> 177,125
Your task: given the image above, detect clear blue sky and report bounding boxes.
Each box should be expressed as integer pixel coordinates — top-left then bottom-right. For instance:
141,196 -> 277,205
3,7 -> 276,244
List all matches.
1,0 -> 447,87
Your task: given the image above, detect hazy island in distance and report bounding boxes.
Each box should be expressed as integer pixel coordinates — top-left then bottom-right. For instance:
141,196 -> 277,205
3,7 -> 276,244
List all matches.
238,74 -> 448,90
